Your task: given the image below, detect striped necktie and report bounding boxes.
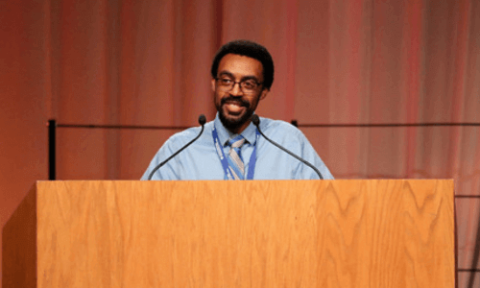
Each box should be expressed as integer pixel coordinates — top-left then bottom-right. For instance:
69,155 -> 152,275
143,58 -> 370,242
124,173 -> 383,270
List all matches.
227,135 -> 246,180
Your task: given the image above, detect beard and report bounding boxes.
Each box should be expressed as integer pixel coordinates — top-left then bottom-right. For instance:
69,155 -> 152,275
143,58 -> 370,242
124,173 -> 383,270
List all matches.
217,96 -> 255,132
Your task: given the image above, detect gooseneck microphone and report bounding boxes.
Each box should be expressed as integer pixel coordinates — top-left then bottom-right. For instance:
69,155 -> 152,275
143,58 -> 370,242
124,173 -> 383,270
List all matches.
147,114 -> 207,180
251,114 -> 324,180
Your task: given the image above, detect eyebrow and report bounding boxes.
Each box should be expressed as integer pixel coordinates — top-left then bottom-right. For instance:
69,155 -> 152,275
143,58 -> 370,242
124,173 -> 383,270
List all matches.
218,71 -> 260,82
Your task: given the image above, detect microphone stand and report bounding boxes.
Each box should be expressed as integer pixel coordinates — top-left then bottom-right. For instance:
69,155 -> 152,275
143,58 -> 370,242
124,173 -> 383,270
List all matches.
251,114 -> 323,180
148,115 -> 206,180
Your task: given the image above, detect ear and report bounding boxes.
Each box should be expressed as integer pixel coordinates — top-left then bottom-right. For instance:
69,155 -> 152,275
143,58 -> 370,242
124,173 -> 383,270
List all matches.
211,78 -> 216,92
259,88 -> 269,100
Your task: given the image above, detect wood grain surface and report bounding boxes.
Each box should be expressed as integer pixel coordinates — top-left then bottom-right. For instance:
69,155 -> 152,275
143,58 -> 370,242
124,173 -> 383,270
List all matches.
5,180 -> 455,288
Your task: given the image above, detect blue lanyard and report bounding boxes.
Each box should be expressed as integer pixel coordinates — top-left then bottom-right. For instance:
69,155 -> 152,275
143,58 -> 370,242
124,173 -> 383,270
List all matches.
212,125 -> 258,180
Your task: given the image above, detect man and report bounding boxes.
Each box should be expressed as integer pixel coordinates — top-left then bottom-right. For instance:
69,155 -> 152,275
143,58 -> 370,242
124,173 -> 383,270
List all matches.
142,40 -> 333,180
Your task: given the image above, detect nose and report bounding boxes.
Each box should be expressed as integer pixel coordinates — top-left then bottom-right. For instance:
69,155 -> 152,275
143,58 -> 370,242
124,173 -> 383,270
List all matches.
229,82 -> 243,97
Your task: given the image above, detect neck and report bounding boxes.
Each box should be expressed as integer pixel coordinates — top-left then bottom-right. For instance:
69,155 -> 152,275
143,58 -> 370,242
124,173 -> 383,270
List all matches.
218,113 -> 252,135
228,120 -> 251,134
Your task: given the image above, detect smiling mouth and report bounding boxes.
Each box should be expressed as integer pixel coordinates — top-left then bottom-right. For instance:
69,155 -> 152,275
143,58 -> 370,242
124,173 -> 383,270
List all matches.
224,103 -> 244,115
221,98 -> 249,115
222,97 -> 249,107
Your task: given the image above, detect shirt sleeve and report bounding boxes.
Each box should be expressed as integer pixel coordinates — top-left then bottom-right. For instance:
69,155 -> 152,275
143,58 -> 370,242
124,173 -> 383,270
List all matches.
292,127 -> 334,180
141,136 -> 182,180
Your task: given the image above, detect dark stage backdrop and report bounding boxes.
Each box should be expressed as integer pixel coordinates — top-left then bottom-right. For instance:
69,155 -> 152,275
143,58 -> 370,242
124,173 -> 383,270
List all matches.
1,0 -> 479,287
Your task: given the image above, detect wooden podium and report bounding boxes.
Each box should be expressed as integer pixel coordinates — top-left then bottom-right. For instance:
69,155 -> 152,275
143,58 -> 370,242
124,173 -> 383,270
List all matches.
3,180 -> 455,288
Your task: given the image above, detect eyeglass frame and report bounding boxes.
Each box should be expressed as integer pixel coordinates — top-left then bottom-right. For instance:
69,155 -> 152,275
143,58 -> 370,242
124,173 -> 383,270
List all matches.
215,73 -> 264,94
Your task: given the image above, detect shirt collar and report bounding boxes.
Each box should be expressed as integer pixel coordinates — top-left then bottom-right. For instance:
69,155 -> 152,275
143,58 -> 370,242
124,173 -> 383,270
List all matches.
214,113 -> 258,146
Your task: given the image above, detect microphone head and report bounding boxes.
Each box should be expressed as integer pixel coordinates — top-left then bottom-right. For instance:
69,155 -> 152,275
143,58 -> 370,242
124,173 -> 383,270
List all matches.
198,114 -> 206,125
251,114 -> 260,126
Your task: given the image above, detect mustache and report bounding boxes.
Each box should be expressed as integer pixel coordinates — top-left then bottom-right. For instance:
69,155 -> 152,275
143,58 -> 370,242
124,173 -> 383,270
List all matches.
221,96 -> 250,108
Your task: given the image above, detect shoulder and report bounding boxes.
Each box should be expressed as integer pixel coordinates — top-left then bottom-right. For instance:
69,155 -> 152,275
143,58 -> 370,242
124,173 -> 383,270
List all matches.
259,117 -> 306,141
164,121 -> 214,148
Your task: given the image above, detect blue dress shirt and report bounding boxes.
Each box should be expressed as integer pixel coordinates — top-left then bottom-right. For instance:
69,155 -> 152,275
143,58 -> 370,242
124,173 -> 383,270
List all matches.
141,114 -> 334,180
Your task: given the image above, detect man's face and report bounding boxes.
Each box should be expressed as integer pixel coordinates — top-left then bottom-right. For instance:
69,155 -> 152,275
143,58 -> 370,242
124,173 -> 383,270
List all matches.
211,53 -> 269,134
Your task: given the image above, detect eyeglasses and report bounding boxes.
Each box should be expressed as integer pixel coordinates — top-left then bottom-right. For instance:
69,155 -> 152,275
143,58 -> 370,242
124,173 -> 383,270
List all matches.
215,76 -> 263,94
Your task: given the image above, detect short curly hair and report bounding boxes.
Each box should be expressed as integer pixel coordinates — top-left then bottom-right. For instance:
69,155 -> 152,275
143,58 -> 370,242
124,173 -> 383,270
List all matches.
211,40 -> 274,90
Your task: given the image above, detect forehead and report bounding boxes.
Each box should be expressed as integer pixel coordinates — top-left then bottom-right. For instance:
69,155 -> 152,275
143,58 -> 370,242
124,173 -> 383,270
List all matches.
217,54 -> 264,80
